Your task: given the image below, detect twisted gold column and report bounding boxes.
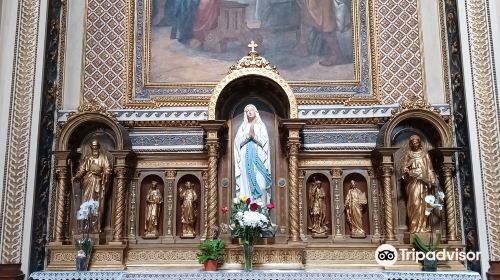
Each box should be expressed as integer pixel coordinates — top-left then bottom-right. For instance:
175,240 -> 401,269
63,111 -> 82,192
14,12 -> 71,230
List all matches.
112,167 -> 127,242
381,166 -> 396,241
287,142 -> 301,242
206,143 -> 219,239
55,167 -> 68,243
442,165 -> 457,241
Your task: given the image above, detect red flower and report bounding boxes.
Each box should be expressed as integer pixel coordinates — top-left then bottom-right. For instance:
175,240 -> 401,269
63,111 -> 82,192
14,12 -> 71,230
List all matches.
221,206 -> 228,214
266,202 -> 275,210
246,198 -> 251,205
250,203 -> 259,211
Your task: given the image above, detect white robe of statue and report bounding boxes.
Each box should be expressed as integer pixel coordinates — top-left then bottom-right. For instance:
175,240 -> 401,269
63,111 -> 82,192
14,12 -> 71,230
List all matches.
234,104 -> 272,204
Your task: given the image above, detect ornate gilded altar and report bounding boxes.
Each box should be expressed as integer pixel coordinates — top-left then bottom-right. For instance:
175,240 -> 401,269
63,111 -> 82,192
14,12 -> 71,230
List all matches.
46,41 -> 465,271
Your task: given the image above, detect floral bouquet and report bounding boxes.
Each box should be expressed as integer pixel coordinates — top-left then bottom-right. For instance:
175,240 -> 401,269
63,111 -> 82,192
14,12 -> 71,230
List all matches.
75,199 -> 99,271
228,195 -> 274,271
413,191 -> 445,271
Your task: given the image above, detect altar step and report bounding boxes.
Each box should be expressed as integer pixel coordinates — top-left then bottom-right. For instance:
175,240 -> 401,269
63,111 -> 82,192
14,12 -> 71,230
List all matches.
30,271 -> 481,280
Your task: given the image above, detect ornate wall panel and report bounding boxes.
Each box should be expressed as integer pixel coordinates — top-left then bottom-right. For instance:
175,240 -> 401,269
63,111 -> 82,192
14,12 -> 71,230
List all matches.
30,0 -> 61,273
0,0 -> 41,264
376,0 -> 425,104
465,0 -> 500,261
83,0 -> 128,108
444,0 -> 479,273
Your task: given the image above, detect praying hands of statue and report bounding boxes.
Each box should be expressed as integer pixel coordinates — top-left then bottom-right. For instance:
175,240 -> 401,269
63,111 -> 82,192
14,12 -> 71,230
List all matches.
248,124 -> 256,139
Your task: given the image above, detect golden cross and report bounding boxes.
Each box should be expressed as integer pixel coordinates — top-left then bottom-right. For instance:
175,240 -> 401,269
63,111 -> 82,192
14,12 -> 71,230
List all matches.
248,40 -> 258,53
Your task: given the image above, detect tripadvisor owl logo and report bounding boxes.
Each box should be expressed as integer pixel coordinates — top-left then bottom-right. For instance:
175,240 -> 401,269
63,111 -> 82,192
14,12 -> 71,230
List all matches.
375,244 -> 398,266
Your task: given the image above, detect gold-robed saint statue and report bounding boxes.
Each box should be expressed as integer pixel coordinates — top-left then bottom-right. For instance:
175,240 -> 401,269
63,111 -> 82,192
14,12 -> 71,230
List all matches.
401,134 -> 436,233
308,178 -> 328,236
179,181 -> 198,238
344,180 -> 367,237
144,180 -> 163,238
72,139 -> 112,233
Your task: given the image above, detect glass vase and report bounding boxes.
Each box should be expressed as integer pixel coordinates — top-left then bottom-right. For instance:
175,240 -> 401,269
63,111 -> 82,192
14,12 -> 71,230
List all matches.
423,257 -> 437,271
76,256 -> 89,271
243,243 -> 253,272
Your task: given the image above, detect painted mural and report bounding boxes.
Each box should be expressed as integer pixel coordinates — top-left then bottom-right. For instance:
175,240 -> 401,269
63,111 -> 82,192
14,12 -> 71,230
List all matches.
149,0 -> 355,83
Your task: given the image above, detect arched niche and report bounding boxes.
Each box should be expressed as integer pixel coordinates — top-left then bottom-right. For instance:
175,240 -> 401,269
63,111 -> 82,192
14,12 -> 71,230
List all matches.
208,66 -> 298,120
212,76 -> 292,120
378,108 -> 452,148
342,173 -> 369,237
54,111 -> 133,244
306,173 -> 332,237
139,175 -> 164,238
377,107 -> 452,237
58,112 -> 131,151
176,174 -> 202,238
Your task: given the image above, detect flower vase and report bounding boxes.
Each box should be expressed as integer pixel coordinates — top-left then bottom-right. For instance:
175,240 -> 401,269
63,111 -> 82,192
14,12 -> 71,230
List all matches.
423,257 -> 437,271
76,256 -> 89,271
243,243 -> 254,272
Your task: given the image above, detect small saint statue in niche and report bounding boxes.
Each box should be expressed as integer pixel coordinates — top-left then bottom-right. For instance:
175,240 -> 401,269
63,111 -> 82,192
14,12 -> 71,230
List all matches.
400,134 -> 436,233
144,180 -> 163,238
179,181 -> 198,238
234,104 -> 272,205
308,178 -> 328,237
72,139 -> 112,233
344,180 -> 367,238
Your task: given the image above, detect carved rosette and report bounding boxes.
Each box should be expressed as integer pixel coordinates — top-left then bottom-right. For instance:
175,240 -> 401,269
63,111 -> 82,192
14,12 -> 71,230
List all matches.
54,167 -> 68,243
112,167 -> 128,242
442,165 -> 457,241
380,166 -> 396,241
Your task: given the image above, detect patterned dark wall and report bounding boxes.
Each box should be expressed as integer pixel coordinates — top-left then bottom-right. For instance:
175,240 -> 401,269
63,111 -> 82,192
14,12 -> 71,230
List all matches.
444,0 -> 480,273
29,0 -> 60,274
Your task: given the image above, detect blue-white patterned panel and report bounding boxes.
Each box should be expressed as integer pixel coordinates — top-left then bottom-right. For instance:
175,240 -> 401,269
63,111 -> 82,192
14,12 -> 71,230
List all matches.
30,271 -> 481,280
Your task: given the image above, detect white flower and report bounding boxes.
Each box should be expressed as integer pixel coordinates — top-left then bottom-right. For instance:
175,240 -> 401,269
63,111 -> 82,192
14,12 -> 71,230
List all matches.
233,197 -> 240,204
425,208 -> 433,216
425,195 -> 436,204
241,211 -> 269,228
77,250 -> 86,258
77,210 -> 86,220
236,211 -> 243,220
437,191 -> 445,200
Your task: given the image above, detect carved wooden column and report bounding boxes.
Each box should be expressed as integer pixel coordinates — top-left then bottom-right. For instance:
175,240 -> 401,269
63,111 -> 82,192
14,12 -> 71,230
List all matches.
52,151 -> 71,244
375,148 -> 399,242
330,168 -> 343,239
165,170 -> 177,239
111,151 -> 131,243
282,120 -> 305,243
298,170 -> 306,240
201,170 -> 209,239
368,168 -> 382,242
200,121 -> 225,239
431,148 -> 460,242
128,172 -> 139,243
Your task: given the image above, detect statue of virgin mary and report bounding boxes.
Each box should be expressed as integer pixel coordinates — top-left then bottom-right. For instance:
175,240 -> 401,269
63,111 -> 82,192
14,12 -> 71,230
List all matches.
234,104 -> 272,204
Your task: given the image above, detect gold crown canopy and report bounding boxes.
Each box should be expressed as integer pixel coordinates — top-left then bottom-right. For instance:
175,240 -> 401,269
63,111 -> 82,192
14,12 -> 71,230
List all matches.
229,41 -> 278,74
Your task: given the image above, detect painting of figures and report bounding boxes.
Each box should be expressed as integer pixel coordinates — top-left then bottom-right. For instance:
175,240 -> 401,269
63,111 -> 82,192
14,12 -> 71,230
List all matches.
149,0 -> 355,83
